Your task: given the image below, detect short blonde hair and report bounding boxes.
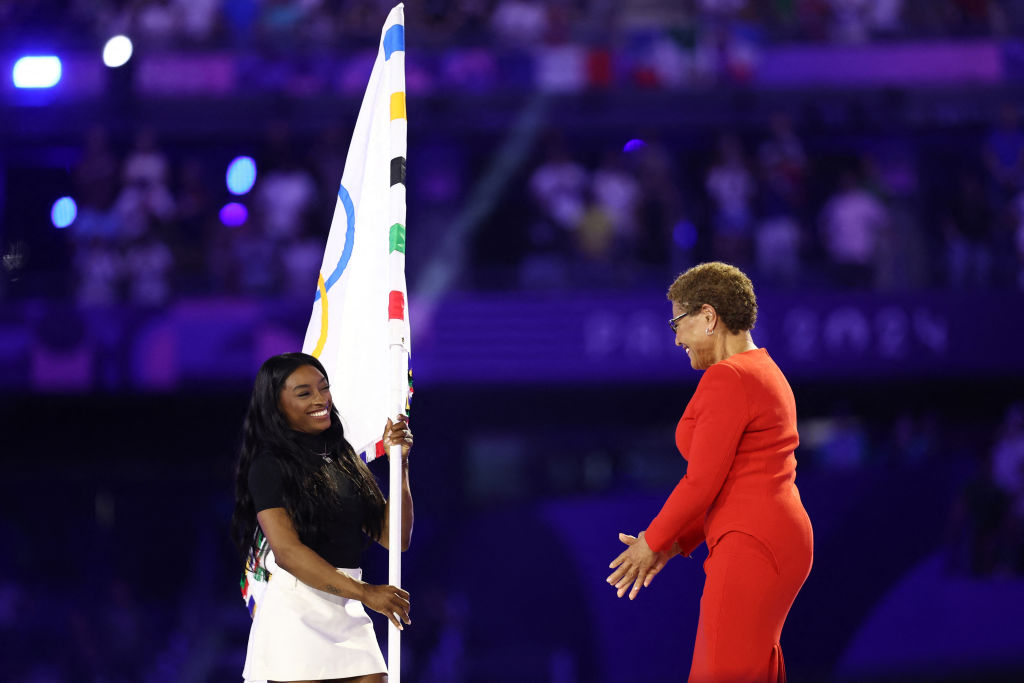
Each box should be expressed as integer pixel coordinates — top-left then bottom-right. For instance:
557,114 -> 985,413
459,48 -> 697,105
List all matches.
667,262 -> 757,333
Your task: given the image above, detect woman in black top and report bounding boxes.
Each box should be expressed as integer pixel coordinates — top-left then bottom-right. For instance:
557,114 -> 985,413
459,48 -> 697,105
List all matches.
232,352 -> 413,683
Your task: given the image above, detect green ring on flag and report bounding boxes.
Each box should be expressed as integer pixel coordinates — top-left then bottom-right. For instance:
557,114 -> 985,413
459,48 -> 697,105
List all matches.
314,184 -> 355,301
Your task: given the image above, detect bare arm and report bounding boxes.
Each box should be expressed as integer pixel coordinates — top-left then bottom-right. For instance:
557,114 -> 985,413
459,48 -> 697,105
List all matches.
257,507 -> 410,629
378,458 -> 413,551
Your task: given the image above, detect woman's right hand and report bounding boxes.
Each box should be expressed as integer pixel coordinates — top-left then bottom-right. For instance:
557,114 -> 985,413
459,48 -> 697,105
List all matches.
361,583 -> 411,630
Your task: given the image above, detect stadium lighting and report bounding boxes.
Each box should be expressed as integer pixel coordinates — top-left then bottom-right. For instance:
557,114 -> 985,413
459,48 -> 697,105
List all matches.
51,197 -> 77,229
226,156 -> 257,195
623,138 -> 647,153
220,202 -> 248,227
12,56 -> 62,89
102,35 -> 133,68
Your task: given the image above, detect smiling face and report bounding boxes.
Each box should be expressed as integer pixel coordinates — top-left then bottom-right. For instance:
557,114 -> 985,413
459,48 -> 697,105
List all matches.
672,300 -> 716,371
278,364 -> 332,434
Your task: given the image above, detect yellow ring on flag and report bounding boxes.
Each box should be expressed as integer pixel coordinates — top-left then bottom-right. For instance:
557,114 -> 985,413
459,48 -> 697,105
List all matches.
312,273 -> 329,358
390,92 -> 406,121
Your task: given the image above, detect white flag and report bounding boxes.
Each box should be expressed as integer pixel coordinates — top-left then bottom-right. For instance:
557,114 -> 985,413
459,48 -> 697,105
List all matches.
303,3 -> 410,462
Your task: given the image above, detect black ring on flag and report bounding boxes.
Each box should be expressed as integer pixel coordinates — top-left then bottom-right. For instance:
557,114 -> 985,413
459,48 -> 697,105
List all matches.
390,157 -> 406,187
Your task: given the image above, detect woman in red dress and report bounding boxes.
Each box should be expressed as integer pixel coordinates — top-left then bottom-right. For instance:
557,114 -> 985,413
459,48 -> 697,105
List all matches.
607,262 -> 814,683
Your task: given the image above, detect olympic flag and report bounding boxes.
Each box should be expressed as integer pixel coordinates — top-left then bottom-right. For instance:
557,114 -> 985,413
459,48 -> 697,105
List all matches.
302,4 -> 411,677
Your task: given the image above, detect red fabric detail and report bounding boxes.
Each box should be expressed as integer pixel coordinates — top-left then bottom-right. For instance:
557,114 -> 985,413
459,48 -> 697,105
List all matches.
375,440 -> 386,458
388,291 -> 405,320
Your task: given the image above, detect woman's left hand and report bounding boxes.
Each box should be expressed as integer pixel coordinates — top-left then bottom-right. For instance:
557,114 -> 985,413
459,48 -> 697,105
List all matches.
383,415 -> 413,459
606,531 -> 672,600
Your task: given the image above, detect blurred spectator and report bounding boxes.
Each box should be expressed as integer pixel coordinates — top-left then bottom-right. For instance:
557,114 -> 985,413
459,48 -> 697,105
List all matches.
864,145 -> 926,291
255,124 -> 318,242
8,0 -> 1021,50
281,222 -> 326,299
228,218 -> 279,296
72,127 -> 123,247
949,0 -> 1006,35
308,125 -> 348,225
529,141 -> 588,239
74,239 -> 122,307
757,113 -> 807,210
983,104 -> 1024,202
633,135 -> 685,273
258,0 -> 317,45
133,0 -> 179,44
755,215 -> 802,288
174,157 -> 217,292
827,0 -> 872,43
573,183 -> 610,260
802,413 -> 869,470
115,129 -> 176,241
74,127 -> 119,215
705,133 -> 755,268
943,170 -> 993,289
519,140 -> 589,288
867,0 -> 905,36
796,0 -> 831,40
176,0 -> 221,43
949,402 -> 1024,576
591,148 -> 641,253
992,403 -> 1024,512
491,0 -> 550,45
755,114 -> 807,288
819,170 -> 889,289
947,450 -> 1010,577
888,412 -> 938,466
124,230 -> 175,306
574,186 -> 616,284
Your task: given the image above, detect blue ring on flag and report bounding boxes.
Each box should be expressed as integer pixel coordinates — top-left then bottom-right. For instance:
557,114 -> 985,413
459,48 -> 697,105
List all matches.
383,25 -> 405,61
314,183 -> 355,301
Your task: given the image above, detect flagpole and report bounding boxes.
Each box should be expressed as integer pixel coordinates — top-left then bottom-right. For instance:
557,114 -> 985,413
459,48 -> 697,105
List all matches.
298,2 -> 407,676
387,6 -> 407,680
388,350 -> 406,680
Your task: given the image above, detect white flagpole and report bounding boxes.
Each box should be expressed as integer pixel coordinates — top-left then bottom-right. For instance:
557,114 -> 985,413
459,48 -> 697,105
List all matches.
388,348 -> 406,680
386,7 -> 407,679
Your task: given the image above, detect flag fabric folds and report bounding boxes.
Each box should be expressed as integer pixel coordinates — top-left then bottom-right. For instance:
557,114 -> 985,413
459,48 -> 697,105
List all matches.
241,3 -> 410,625
302,3 -> 411,463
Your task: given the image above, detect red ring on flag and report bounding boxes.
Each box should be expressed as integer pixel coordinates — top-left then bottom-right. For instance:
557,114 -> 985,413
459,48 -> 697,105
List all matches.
388,291 -> 405,320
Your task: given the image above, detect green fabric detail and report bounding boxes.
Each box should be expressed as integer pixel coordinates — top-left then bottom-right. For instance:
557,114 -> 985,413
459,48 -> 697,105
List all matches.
389,223 -> 406,253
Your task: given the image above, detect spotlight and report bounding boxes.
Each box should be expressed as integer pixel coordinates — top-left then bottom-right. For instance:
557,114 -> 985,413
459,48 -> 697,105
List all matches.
220,202 -> 248,227
51,197 -> 78,229
623,139 -> 647,153
12,56 -> 62,89
226,156 -> 257,196
102,35 -> 133,68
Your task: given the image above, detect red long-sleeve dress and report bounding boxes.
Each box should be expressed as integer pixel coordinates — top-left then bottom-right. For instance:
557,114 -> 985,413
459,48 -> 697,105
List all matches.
645,348 -> 813,683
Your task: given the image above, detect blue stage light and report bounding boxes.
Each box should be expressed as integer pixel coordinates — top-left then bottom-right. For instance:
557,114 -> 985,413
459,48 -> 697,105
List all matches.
226,156 -> 257,195
12,56 -> 62,88
103,36 -> 133,68
51,197 -> 77,229
220,202 -> 248,227
623,138 -> 647,153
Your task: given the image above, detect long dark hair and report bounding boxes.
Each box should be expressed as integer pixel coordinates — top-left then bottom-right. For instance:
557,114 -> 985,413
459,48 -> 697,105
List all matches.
231,352 -> 386,564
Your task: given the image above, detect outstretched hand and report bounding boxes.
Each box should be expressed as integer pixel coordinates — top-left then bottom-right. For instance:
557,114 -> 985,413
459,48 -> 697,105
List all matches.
606,531 -> 677,600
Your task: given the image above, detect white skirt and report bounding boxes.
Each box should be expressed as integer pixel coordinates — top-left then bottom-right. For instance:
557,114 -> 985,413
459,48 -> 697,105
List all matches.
242,553 -> 386,682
